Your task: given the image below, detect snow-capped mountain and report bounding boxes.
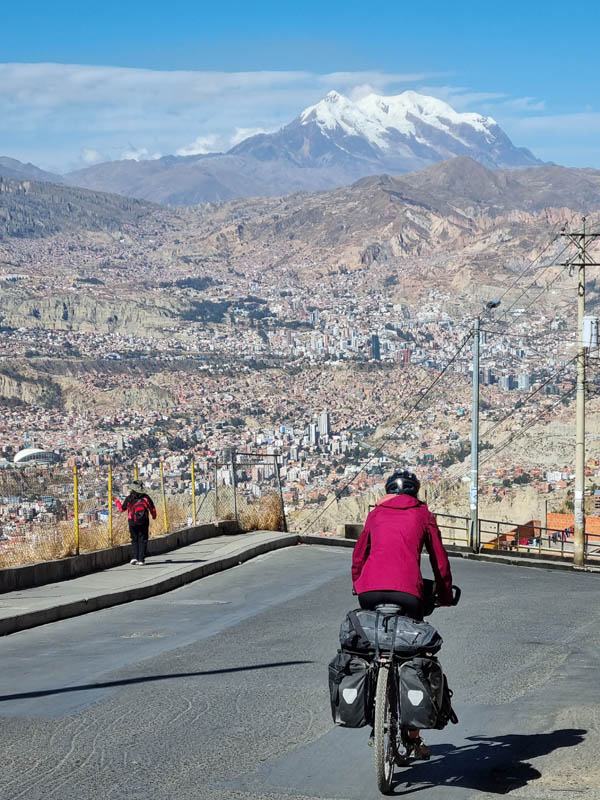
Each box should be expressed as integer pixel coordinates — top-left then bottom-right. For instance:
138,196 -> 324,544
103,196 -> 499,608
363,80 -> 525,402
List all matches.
230,90 -> 541,172
65,90 -> 543,205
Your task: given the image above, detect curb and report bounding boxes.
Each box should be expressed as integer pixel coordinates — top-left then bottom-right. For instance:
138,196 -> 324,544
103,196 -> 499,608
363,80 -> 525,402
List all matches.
454,549 -> 600,574
301,535 -> 600,574
4,533 -> 600,636
0,520 -> 241,594
0,533 -> 300,637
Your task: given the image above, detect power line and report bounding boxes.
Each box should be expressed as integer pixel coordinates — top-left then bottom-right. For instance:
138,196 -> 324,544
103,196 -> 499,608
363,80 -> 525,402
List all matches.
442,359 -> 577,487
445,385 -> 577,488
486,241 -> 573,327
486,229 -> 562,312
478,354 -> 578,445
301,329 -> 475,532
478,386 -> 576,469
480,326 -> 573,362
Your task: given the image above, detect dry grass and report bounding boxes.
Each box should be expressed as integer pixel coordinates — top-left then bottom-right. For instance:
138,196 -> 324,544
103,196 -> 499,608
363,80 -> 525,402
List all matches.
0,493 -> 194,569
0,487 -> 285,569
0,525 -> 71,568
161,495 -> 191,532
240,492 -> 285,532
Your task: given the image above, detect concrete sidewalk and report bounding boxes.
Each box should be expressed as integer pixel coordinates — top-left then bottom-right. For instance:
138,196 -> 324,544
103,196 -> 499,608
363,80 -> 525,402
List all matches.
0,530 -> 303,636
3,529 -> 598,638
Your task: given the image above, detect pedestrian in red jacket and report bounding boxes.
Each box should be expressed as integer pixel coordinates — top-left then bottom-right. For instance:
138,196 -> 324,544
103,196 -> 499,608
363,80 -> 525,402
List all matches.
115,480 -> 157,565
352,469 -> 453,760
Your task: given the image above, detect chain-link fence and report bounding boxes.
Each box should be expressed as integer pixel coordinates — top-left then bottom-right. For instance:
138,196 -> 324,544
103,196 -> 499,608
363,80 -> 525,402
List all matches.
0,452 -> 287,569
0,464 -> 74,568
232,452 -> 287,532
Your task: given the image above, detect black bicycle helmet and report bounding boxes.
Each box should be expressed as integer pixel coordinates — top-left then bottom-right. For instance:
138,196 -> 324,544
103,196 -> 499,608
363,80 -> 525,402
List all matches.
385,469 -> 420,497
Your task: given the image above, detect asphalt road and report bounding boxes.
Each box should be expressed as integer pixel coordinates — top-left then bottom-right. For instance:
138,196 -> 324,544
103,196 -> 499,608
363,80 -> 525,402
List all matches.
1,545 -> 600,800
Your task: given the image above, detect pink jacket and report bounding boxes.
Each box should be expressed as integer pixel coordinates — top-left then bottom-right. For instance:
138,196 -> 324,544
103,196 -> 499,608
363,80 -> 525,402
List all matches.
351,494 -> 453,605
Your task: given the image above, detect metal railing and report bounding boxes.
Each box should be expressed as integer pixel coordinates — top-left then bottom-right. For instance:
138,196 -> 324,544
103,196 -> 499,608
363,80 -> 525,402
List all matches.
434,511 -> 600,563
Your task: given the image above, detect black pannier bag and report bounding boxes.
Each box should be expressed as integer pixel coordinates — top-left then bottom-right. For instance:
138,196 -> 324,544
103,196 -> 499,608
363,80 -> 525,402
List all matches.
328,650 -> 374,728
339,609 -> 443,656
398,657 -> 458,730
436,674 -> 459,729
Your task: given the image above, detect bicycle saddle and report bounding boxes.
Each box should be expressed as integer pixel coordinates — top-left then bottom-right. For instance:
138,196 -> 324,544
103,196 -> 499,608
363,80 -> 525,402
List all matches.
374,603 -> 407,615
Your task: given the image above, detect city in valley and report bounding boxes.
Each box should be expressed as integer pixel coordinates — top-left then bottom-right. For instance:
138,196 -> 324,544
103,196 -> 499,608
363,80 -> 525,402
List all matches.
1,161 -> 600,540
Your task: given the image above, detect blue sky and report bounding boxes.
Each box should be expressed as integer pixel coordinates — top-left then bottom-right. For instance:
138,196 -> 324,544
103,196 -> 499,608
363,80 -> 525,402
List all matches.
1,0 -> 598,171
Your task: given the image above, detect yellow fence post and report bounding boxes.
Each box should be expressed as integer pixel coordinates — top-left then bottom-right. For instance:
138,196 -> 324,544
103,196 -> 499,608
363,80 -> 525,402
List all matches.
191,456 -> 197,527
108,463 -> 113,547
160,461 -> 168,533
134,463 -> 139,481
73,465 -> 80,556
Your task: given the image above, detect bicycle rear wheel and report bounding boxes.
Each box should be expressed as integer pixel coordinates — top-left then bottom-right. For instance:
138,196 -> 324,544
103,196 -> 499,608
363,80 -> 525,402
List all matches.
373,664 -> 398,794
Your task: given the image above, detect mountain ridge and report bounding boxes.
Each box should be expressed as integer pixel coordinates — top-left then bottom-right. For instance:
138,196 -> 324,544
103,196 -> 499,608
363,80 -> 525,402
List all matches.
0,157 -> 64,185
0,174 -> 159,239
62,90 -> 544,205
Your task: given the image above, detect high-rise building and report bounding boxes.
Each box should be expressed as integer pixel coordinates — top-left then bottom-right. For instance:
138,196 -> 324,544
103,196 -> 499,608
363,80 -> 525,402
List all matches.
518,373 -> 531,391
370,334 -> 381,361
309,423 -> 318,445
318,410 -> 330,438
402,348 -> 411,365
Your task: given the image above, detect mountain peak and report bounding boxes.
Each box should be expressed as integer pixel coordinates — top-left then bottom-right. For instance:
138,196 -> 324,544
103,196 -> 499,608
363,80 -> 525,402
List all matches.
288,89 -> 539,170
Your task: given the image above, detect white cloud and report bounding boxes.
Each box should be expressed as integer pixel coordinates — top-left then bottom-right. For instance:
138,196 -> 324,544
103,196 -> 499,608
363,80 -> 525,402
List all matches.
120,147 -> 161,161
503,96 -> 546,112
81,147 -> 102,164
176,135 -> 222,156
0,62 -> 594,170
229,127 -> 273,147
416,85 -> 508,110
510,112 -> 600,135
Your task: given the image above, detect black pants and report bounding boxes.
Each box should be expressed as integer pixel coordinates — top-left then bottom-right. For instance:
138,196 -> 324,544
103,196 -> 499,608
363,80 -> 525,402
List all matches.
129,522 -> 149,562
358,590 -> 423,621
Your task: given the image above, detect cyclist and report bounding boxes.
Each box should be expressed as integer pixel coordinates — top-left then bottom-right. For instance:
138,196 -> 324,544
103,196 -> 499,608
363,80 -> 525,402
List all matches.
351,469 -> 453,759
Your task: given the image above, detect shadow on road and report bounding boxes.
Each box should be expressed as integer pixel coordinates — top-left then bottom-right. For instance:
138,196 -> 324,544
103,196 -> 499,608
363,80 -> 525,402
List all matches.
393,729 -> 587,795
0,660 -> 313,702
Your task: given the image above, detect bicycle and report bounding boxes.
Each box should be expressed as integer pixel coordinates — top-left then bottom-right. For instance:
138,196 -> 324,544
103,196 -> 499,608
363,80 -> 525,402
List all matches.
370,583 -> 461,794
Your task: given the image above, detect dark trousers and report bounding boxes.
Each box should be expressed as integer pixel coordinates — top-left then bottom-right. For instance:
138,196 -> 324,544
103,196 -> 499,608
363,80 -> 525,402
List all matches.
358,590 -> 423,620
129,522 -> 149,562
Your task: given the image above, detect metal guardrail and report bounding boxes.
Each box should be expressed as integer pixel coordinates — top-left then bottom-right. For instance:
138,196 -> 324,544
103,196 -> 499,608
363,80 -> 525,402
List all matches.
434,511 -> 600,563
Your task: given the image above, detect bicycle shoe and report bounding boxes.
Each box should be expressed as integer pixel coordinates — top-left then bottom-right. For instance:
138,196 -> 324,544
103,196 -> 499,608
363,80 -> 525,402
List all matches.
410,737 -> 431,761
